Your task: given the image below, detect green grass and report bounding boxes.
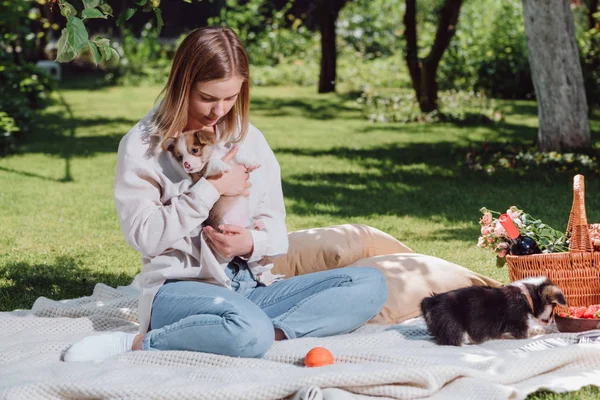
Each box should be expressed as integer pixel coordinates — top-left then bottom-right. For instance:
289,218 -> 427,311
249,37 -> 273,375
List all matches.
1,85 -> 599,398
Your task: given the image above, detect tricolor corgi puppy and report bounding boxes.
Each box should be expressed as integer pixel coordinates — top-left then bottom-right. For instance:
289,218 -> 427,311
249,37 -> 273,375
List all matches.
420,277 -> 567,346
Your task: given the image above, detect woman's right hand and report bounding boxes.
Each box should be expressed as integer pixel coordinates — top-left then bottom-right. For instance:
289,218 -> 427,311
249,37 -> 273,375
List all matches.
207,145 -> 251,197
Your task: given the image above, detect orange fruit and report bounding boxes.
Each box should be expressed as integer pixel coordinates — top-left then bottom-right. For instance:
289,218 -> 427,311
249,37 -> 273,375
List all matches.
304,347 -> 334,367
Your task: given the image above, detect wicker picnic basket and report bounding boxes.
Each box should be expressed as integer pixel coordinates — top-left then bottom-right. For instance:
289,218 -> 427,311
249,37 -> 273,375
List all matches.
506,174 -> 600,310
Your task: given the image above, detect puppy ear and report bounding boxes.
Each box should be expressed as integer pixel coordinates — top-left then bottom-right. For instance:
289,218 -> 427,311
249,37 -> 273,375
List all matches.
542,285 -> 567,306
163,137 -> 176,152
194,129 -> 217,146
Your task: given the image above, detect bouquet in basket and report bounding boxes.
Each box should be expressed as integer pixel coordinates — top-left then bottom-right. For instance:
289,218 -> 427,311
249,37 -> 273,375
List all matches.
478,206 -> 569,267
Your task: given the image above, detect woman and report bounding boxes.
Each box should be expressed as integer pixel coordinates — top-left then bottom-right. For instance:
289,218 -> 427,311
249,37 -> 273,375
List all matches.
63,27 -> 388,362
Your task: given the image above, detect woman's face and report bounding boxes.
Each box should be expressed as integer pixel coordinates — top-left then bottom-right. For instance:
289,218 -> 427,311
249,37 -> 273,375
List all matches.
187,76 -> 244,129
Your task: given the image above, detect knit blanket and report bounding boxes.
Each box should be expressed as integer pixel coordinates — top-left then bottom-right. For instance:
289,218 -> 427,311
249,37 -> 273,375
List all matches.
1,283 -> 600,400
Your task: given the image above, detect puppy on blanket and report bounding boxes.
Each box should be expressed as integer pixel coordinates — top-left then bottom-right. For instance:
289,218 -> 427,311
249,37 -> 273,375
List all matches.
420,276 -> 566,346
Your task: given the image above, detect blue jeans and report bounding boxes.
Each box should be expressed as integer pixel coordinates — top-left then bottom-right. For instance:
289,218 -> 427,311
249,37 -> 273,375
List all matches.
142,259 -> 388,358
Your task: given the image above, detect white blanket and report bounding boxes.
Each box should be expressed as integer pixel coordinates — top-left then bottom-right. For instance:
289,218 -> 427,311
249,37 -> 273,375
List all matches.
1,283 -> 599,400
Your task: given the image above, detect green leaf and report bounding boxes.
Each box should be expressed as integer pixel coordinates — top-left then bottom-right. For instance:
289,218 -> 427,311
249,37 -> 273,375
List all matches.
496,256 -> 506,268
66,16 -> 89,53
136,0 -> 148,5
116,7 -> 137,26
60,1 -> 77,17
98,3 -> 113,16
88,40 -> 102,65
82,8 -> 107,19
82,0 -> 100,8
55,28 -> 77,62
94,37 -> 110,45
97,39 -> 112,61
109,48 -> 120,64
154,7 -> 163,33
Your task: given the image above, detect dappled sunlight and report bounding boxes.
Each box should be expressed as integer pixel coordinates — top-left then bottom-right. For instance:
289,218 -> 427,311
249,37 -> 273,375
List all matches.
213,297 -> 226,305
540,370 -> 600,392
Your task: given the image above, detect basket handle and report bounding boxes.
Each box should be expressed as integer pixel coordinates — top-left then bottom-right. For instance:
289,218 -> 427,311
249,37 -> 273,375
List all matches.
566,174 -> 593,252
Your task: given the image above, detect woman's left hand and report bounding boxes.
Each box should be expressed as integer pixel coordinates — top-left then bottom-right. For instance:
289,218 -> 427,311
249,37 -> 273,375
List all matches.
203,224 -> 254,258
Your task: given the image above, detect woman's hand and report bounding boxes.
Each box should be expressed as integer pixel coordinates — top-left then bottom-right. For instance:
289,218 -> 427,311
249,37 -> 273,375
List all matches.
206,145 -> 252,197
203,224 -> 254,258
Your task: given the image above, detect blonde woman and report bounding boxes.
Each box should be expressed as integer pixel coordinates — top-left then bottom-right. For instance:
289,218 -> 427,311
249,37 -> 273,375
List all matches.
63,27 -> 388,361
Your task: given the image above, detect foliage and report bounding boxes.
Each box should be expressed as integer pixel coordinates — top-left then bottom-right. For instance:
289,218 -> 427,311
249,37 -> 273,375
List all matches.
106,23 -> 174,85
575,8 -> 600,110
465,142 -> 600,176
208,0 -> 318,67
0,0 -> 58,153
439,0 -> 533,99
0,112 -> 18,156
251,59 -> 318,87
0,63 -> 57,137
0,0 -> 60,63
52,0 -> 164,64
251,55 -> 411,91
477,207 -> 569,268
357,89 -> 501,124
336,0 -> 405,59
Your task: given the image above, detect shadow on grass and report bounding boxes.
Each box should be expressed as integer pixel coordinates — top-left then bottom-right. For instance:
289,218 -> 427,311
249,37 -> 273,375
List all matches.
276,141 -> 600,241
0,256 -> 134,311
6,104 -> 135,182
22,112 -> 134,157
251,95 -> 361,120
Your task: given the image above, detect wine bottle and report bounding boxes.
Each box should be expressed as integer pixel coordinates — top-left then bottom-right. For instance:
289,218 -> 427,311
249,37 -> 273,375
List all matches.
498,213 -> 541,256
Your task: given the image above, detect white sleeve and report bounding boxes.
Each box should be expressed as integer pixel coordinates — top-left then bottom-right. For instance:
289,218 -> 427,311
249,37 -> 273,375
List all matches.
244,127 -> 289,262
114,153 -> 220,258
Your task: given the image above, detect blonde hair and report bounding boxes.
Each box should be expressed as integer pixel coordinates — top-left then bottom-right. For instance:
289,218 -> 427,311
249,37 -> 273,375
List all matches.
153,27 -> 250,147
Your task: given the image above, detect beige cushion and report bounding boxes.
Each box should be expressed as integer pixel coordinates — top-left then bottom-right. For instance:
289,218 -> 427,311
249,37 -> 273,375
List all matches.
346,253 -> 502,324
272,224 -> 414,277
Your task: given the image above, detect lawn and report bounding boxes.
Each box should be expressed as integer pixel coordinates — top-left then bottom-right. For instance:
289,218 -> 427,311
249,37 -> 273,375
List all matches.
1,84 -> 599,398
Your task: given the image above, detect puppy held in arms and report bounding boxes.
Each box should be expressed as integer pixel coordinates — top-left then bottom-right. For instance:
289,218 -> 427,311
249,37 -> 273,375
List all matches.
420,277 -> 566,346
164,129 -> 263,240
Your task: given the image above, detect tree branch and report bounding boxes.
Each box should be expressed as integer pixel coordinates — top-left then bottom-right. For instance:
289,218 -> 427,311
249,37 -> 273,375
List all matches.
426,0 -> 463,70
403,0 -> 418,61
403,0 -> 420,94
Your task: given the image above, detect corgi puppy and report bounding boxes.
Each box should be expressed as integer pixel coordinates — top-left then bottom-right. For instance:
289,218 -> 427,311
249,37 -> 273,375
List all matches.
420,277 -> 567,346
164,129 -> 263,234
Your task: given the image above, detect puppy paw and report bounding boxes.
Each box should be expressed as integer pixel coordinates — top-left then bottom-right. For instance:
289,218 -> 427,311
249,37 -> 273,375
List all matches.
246,163 -> 261,173
527,325 -> 551,337
253,220 -> 265,231
235,155 -> 260,172
500,332 -> 517,340
205,159 -> 231,177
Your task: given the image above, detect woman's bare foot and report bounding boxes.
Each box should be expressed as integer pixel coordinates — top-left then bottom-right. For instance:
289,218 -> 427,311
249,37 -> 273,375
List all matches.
132,333 -> 145,350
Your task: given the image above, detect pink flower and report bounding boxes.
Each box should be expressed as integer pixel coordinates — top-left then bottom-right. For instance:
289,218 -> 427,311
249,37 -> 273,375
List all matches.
506,207 -> 521,221
481,212 -> 492,225
477,236 -> 486,248
497,249 -> 508,258
496,242 -> 508,250
481,226 -> 491,235
514,217 -> 523,228
494,222 -> 505,236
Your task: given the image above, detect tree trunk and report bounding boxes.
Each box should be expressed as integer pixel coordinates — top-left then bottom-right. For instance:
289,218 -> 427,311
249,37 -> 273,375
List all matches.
404,0 -> 463,113
317,0 -> 347,93
522,0 -> 591,152
588,0 -> 599,30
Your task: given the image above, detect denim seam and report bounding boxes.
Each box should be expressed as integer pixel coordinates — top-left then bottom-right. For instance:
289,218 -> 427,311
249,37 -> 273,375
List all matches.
148,318 -> 224,343
259,274 -> 354,308
271,320 -> 296,340
154,292 -> 220,301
